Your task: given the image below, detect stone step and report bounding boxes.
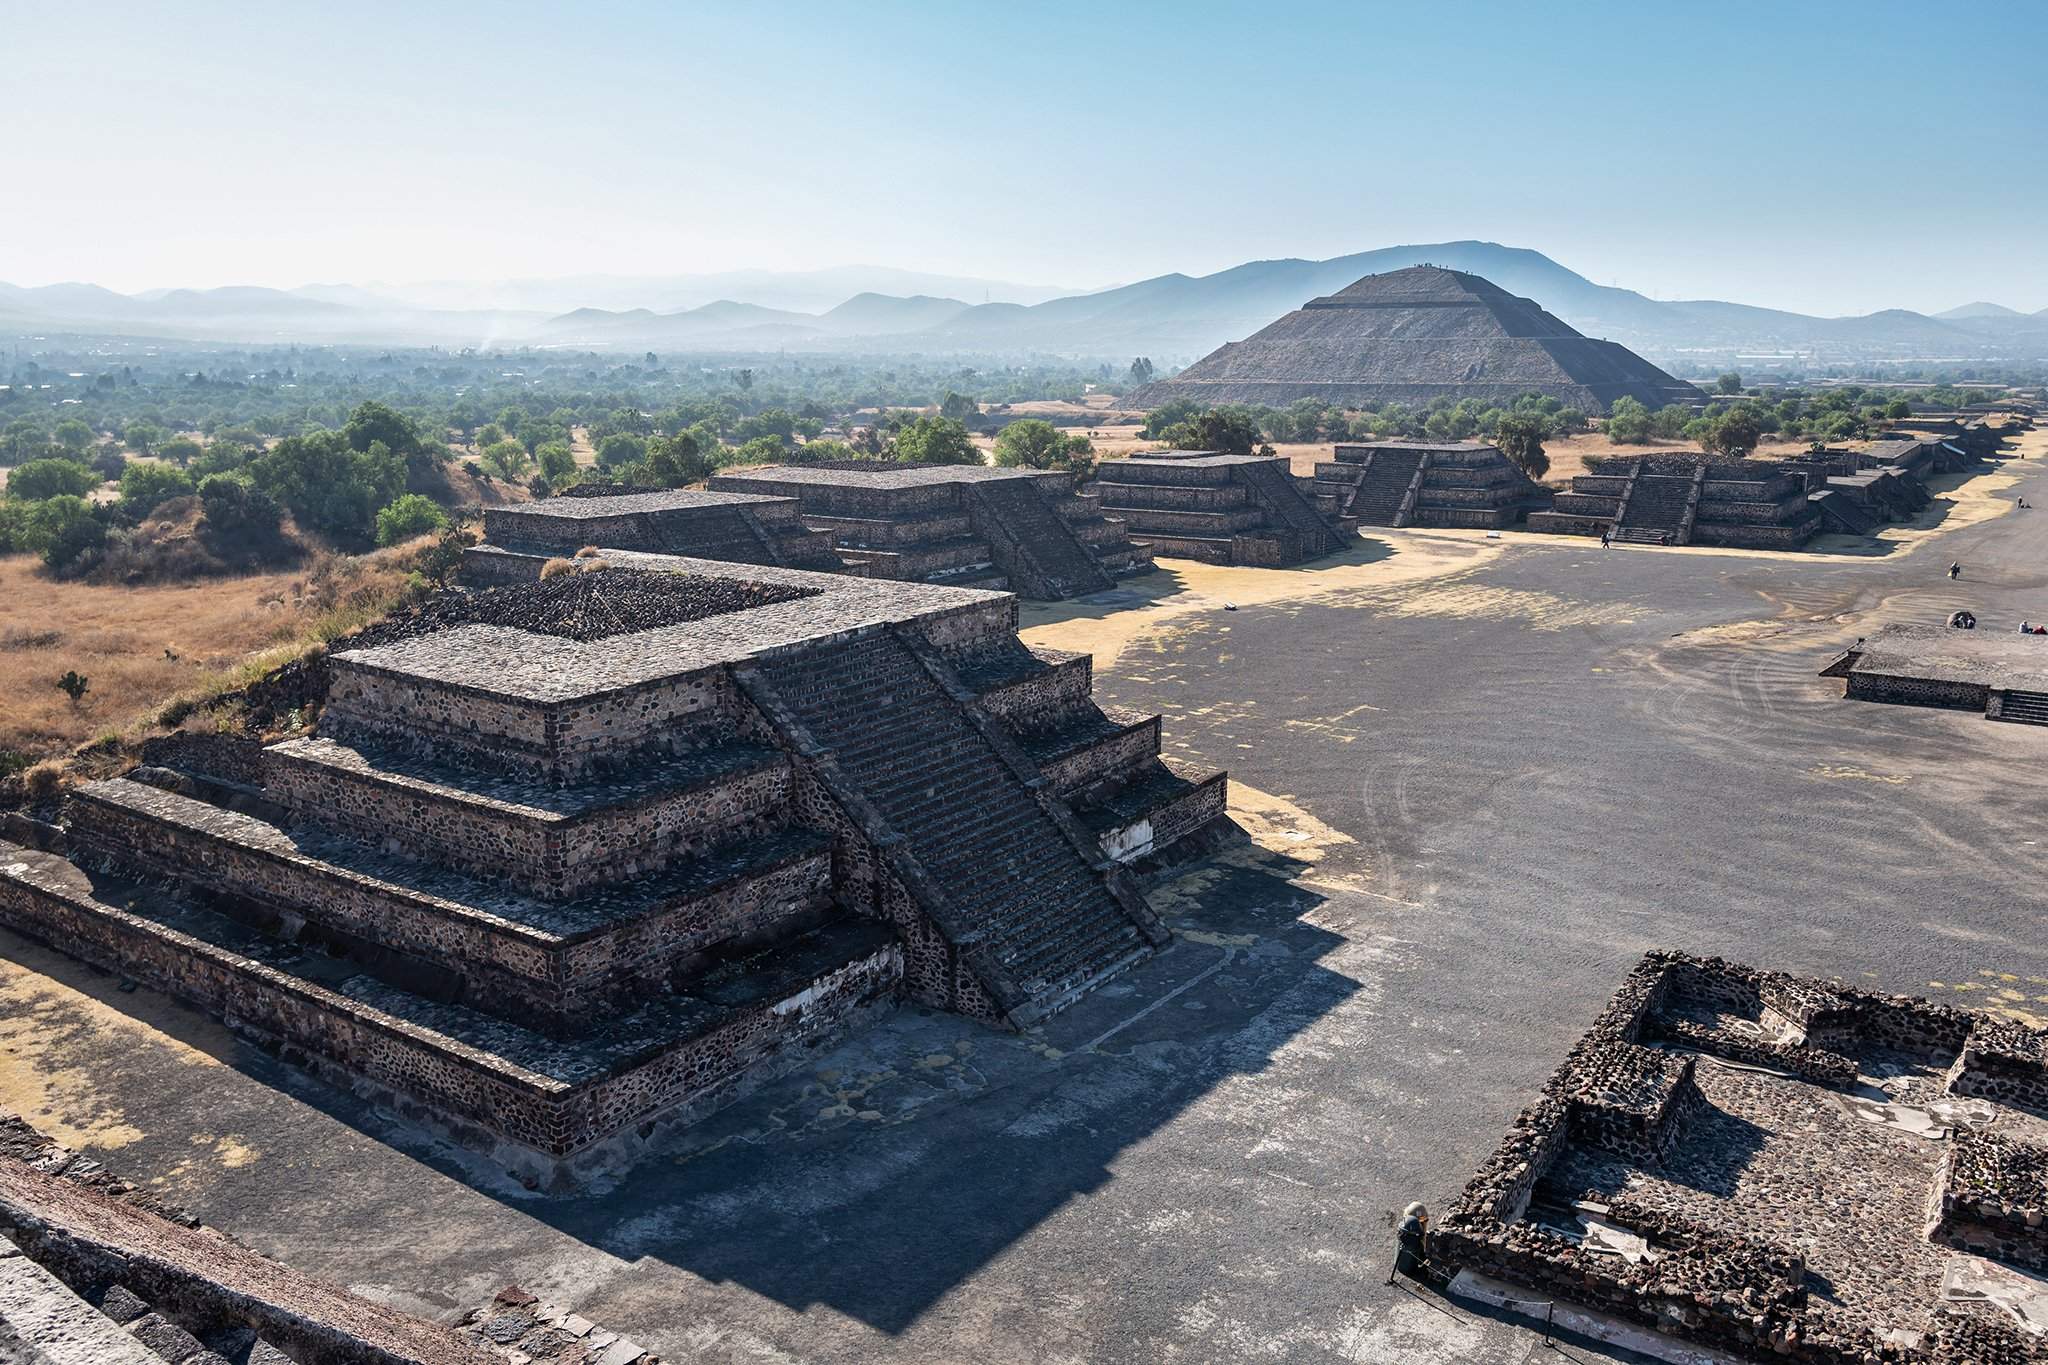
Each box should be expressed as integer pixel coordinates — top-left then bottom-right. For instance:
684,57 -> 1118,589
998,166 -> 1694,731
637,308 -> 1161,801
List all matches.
1073,757 -> 1231,865
753,630 -> 1151,1023
263,736 -> 792,901
64,777 -> 838,1034
1019,708 -> 1161,796
0,841 -> 902,1181
1993,689 -> 2048,725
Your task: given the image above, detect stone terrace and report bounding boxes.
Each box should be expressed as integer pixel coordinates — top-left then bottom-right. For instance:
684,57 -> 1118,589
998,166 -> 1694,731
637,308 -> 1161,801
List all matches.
1824,622 -> 2048,724
469,489 -> 843,584
706,462 -> 1151,600
1529,455 -> 1821,549
1314,440 -> 1542,530
1436,951 -> 2048,1363
1086,451 -> 1351,566
0,559 -> 1228,1185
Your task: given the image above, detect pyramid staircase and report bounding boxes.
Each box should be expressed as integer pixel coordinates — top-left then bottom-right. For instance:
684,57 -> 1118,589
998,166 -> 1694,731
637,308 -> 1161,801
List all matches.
1337,449 -> 1425,525
742,629 -> 1166,1023
962,478 -> 1116,599
1991,690 -> 2048,726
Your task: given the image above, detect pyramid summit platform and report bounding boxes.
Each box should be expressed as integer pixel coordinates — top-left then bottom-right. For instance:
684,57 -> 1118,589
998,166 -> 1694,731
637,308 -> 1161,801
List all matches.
1124,265 -> 1702,414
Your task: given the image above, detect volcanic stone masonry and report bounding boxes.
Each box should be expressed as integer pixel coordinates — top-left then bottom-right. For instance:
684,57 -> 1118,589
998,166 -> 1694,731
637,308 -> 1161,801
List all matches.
1822,623 -> 2048,725
1528,455 -> 1822,548
1311,440 -> 1543,529
706,461 -> 1152,600
1435,950 -> 2048,1364
1084,451 -> 1352,566
0,1106 -> 663,1364
0,559 -> 1231,1186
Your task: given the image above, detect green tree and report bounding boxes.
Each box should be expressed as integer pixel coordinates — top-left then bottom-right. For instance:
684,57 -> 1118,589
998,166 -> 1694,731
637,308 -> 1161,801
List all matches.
1605,397 -> 1653,444
480,439 -> 533,481
1,420 -> 48,465
1493,413 -> 1550,480
1157,408 -> 1270,459
375,493 -> 450,546
20,496 -> 106,571
197,475 -> 281,537
124,421 -> 167,458
938,391 -> 979,424
1127,357 -> 1155,386
1698,408 -> 1763,458
537,441 -> 578,485
119,461 -> 195,517
1885,399 -> 1912,419
159,435 -> 204,467
733,368 -> 755,392
55,670 -> 89,706
249,431 -> 406,545
1715,372 -> 1743,395
788,439 -> 856,464
993,419 -> 1095,475
51,418 -> 94,453
593,433 -> 646,470
6,458 -> 100,501
641,431 -> 709,487
890,416 -> 981,465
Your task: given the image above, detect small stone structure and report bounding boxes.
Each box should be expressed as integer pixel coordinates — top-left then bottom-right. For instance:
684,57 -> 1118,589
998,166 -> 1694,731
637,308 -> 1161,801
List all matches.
469,489 -> 843,583
706,462 -> 1151,600
1528,455 -> 1821,548
1435,950 -> 2048,1363
1085,451 -> 1352,566
1312,440 -> 1543,529
1822,623 -> 2048,725
0,560 -> 1229,1184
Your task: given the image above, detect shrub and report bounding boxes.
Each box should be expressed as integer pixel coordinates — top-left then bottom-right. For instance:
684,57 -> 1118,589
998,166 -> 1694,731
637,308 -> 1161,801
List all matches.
374,493 -> 450,547
6,457 -> 99,501
119,461 -> 196,518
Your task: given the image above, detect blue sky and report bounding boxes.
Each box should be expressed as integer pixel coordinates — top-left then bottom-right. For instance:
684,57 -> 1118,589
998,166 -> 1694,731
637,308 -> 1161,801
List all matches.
9,0 -> 2046,314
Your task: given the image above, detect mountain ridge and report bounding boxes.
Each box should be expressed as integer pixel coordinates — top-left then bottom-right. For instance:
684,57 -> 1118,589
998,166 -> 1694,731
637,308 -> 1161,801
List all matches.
6,243 -> 2046,365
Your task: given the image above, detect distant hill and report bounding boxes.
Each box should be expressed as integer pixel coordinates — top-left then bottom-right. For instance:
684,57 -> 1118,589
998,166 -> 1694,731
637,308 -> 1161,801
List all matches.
7,243 -> 2048,364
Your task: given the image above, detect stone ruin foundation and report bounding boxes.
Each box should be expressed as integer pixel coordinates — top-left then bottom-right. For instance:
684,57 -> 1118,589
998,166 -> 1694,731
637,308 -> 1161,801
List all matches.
1311,439 -> 1543,530
1822,624 -> 2048,727
705,461 -> 1152,599
0,559 -> 1231,1186
1084,451 -> 1352,566
1436,950 -> 2048,1363
1528,456 -> 1823,549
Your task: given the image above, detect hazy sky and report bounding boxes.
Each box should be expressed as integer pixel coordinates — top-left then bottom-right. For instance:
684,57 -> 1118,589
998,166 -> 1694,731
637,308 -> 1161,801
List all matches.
10,0 -> 2046,315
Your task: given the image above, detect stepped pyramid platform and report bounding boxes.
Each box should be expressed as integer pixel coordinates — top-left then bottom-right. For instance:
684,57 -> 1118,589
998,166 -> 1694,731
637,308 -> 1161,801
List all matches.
0,561 -> 1228,1184
1823,623 -> 2048,724
705,461 -> 1152,600
1528,455 -> 1819,549
465,488 -> 844,586
1313,440 -> 1543,529
1085,451 -> 1351,566
1124,265 -> 1703,414
1436,951 -> 2048,1364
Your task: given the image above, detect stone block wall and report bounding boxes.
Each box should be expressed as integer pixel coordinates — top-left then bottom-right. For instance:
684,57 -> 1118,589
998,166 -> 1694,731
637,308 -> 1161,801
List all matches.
1845,672 -> 1992,712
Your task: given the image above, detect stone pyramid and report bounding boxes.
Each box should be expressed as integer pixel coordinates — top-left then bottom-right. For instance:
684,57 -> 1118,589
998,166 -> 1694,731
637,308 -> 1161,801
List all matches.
1124,265 -> 1701,414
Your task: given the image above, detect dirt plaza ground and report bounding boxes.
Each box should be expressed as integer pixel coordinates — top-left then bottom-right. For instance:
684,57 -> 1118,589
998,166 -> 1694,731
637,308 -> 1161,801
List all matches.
4,443 -> 2046,1363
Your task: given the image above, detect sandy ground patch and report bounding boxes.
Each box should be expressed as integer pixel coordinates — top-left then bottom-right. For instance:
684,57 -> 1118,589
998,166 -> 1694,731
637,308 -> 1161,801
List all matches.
1017,533 -> 1499,671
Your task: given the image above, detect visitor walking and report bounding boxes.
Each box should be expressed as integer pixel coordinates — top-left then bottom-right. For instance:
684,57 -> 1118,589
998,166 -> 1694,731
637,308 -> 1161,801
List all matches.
1600,527 -> 1612,549
1949,561 -> 1963,580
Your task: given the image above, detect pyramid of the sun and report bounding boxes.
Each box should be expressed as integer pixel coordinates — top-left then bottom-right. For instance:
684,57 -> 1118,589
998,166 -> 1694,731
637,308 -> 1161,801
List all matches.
1124,265 -> 1702,414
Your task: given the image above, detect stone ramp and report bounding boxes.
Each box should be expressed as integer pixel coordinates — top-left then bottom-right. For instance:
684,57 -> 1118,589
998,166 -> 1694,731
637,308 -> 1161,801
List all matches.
748,629 -> 1158,1024
963,478 -> 1115,599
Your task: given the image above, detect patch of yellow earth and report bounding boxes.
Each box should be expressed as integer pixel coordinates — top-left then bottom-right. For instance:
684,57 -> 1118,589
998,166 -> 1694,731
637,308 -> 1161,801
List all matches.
1368,581 -> 1639,632
1017,533 -> 1499,672
1809,763 -> 1910,786
1924,970 -> 2048,1027
0,937 -> 237,1155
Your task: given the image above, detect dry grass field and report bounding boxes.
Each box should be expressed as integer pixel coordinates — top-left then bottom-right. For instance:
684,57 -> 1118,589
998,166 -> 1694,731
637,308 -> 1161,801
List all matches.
0,547 -> 424,765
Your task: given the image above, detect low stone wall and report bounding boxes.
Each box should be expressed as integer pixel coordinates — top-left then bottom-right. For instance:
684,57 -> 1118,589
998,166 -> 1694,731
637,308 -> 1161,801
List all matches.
0,855 -> 903,1174
1846,672 -> 1991,712
263,739 -> 793,901
1949,1017 -> 2048,1116
1039,716 -> 1159,796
